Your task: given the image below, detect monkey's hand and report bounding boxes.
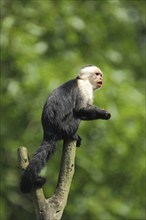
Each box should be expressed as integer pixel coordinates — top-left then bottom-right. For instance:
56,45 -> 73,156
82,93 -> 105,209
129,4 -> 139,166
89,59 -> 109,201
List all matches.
97,109 -> 111,120
74,106 -> 111,121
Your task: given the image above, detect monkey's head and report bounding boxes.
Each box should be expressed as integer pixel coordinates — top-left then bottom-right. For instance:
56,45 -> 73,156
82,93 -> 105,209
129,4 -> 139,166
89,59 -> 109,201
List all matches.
79,65 -> 103,90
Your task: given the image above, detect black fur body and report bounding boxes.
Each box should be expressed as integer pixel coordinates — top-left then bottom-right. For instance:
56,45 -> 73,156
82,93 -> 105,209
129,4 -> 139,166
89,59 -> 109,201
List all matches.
20,78 -> 110,193
42,79 -> 81,142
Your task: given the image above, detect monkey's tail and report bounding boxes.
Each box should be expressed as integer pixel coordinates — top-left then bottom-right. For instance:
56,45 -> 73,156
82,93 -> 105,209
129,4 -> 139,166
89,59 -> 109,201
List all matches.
20,139 -> 56,193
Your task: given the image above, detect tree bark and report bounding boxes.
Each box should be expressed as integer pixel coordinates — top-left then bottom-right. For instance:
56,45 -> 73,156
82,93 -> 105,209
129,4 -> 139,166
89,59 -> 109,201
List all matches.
18,139 -> 76,220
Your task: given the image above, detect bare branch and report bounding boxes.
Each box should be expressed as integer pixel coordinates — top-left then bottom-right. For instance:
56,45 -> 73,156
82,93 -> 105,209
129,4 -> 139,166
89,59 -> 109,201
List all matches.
18,140 -> 76,220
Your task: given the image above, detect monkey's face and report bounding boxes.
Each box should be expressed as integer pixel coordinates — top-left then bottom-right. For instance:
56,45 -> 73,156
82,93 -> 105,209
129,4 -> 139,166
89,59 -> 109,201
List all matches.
89,67 -> 103,90
79,65 -> 103,90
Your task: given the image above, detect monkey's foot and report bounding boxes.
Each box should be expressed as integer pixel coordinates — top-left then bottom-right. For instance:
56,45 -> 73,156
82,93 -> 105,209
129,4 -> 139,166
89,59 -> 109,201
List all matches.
75,135 -> 82,147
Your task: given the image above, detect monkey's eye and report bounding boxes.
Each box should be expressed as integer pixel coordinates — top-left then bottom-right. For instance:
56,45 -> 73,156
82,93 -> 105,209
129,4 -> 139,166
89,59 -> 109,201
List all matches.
95,72 -> 100,76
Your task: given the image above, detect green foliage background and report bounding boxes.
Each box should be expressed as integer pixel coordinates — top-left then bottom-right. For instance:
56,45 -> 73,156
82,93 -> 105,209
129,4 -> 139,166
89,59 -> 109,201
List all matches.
0,0 -> 145,220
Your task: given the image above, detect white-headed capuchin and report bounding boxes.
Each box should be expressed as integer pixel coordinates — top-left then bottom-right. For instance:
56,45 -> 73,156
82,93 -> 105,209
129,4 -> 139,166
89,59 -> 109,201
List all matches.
20,64 -> 111,193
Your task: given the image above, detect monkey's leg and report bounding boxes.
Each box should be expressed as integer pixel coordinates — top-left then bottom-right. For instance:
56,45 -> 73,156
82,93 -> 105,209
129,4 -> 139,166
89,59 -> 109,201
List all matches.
74,106 -> 111,120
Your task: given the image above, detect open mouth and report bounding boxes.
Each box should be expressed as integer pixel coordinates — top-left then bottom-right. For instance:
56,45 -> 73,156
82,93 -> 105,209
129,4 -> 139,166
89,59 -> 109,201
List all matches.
98,81 -> 103,86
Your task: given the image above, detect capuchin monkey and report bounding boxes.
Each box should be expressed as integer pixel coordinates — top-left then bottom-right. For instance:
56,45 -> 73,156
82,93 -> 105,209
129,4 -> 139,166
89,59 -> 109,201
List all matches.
20,64 -> 111,193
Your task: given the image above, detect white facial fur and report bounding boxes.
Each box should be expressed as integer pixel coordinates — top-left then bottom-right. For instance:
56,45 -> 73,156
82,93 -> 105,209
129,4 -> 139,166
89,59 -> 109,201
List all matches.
77,79 -> 93,107
79,65 -> 103,90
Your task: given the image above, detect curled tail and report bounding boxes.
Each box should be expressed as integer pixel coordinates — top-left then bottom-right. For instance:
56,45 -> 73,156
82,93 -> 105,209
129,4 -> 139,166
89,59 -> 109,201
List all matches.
20,140 -> 56,193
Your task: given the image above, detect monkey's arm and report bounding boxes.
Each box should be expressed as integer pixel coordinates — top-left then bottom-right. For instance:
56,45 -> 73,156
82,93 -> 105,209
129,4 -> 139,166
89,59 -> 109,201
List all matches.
74,105 -> 111,120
